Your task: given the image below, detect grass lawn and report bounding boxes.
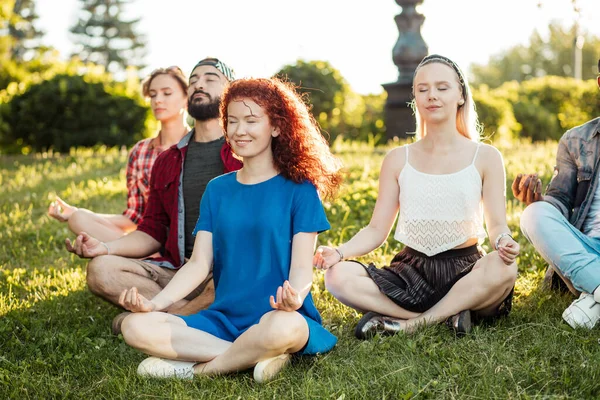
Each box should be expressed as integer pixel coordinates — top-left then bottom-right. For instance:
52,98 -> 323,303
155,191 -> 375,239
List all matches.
1,139 -> 599,399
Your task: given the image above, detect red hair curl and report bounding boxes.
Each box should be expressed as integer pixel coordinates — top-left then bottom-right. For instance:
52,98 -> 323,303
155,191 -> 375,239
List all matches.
220,77 -> 342,200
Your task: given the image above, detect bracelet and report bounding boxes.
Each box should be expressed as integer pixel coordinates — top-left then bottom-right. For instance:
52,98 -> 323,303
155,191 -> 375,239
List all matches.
494,233 -> 513,250
334,247 -> 344,261
100,241 -> 111,255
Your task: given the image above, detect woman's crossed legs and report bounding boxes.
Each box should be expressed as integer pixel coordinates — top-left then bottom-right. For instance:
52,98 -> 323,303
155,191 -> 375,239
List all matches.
325,251 -> 517,334
121,309 -> 309,378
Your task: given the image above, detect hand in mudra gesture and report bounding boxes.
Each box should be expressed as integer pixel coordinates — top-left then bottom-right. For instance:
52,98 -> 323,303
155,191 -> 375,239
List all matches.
118,287 -> 156,313
312,246 -> 342,270
497,236 -> 520,265
48,196 -> 77,222
269,280 -> 302,312
65,232 -> 106,258
512,174 -> 543,205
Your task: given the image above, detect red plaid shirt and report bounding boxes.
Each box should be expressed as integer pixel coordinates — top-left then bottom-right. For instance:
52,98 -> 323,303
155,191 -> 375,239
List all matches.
122,137 -> 166,224
137,133 -> 242,268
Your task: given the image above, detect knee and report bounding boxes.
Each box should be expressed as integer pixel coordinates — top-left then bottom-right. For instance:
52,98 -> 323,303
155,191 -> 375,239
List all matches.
86,256 -> 112,296
324,263 -> 346,294
67,209 -> 90,233
486,252 -> 518,287
121,313 -> 154,350
257,312 -> 308,352
520,201 -> 553,236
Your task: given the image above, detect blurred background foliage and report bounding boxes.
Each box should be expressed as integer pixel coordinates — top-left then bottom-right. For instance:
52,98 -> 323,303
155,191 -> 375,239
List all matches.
0,1 -> 598,154
276,60 -> 386,144
470,21 -> 600,87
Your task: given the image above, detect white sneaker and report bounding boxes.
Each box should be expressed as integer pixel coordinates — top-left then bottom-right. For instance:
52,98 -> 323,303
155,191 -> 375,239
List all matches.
594,287 -> 600,303
562,293 -> 600,329
253,354 -> 291,383
137,357 -> 196,379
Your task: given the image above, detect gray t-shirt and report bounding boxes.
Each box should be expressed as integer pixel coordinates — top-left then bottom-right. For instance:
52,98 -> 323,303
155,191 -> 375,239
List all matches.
183,136 -> 225,258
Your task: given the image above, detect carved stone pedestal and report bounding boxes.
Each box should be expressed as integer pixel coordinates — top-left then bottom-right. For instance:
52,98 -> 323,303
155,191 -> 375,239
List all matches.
383,81 -> 415,139
383,0 -> 428,140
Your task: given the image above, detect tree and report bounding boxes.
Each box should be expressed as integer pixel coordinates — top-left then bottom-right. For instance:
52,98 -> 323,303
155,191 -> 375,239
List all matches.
0,0 -> 16,61
276,60 -> 349,137
8,0 -> 44,62
0,0 -> 50,90
70,0 -> 146,75
470,21 -> 600,88
275,59 -> 388,142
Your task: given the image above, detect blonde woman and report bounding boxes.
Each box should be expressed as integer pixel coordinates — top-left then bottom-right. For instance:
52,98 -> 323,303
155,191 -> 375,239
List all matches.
314,54 -> 518,339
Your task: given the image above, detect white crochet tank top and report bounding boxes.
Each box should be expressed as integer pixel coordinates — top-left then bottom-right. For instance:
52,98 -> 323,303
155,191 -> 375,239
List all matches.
394,144 -> 487,256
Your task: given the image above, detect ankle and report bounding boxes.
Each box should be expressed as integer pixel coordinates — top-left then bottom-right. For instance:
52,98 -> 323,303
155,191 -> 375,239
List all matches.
194,360 -> 215,376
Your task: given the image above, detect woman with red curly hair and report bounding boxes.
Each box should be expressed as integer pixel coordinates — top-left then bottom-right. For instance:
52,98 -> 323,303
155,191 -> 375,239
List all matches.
117,77 -> 342,382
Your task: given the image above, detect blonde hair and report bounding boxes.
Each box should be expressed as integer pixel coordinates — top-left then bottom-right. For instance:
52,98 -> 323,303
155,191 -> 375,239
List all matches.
411,55 -> 480,142
141,66 -> 188,98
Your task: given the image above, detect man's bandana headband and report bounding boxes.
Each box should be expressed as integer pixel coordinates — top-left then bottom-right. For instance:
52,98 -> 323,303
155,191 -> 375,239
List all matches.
192,58 -> 236,82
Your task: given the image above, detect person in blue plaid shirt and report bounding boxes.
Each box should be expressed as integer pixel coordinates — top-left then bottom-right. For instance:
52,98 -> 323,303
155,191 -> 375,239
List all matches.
516,58 -> 600,330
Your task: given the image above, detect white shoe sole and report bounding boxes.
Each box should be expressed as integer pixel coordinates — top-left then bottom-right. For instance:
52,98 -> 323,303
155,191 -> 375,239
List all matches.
137,357 -> 195,380
253,354 -> 291,383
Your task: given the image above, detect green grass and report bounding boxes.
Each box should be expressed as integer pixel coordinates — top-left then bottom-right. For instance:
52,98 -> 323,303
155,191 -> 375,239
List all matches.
2,140 -> 599,399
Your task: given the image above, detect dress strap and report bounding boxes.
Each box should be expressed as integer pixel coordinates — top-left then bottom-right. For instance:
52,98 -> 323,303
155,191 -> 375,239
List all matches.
405,145 -> 409,167
471,143 -> 481,165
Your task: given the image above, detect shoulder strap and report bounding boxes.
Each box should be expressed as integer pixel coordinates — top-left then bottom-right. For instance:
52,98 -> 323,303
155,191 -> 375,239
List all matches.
471,143 -> 481,165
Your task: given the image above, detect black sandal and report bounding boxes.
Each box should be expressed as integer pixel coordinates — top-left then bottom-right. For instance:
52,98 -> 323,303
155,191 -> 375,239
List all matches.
446,309 -> 472,337
354,311 -> 404,340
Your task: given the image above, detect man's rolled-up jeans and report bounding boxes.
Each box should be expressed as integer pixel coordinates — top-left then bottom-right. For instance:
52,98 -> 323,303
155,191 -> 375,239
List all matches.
520,201 -> 600,294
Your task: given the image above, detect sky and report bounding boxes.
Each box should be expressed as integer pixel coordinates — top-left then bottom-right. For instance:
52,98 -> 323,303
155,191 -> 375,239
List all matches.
35,0 -> 600,95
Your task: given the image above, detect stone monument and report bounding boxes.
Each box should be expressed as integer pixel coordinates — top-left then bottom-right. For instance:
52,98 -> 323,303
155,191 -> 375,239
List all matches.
383,0 -> 428,139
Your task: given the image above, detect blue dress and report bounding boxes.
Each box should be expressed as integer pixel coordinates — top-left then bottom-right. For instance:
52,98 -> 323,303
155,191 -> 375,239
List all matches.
179,172 -> 337,355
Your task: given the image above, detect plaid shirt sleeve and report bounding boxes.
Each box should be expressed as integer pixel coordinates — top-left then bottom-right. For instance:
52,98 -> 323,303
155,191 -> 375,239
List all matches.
122,140 -> 156,224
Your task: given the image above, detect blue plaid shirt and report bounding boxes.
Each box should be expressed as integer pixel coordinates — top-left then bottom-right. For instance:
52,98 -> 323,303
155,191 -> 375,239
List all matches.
544,117 -> 600,231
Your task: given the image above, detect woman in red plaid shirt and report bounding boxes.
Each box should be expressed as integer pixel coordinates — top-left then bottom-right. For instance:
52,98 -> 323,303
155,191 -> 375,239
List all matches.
48,66 -> 190,242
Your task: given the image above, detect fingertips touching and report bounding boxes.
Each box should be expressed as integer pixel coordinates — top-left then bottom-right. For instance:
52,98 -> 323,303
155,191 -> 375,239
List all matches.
270,295 -> 281,310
